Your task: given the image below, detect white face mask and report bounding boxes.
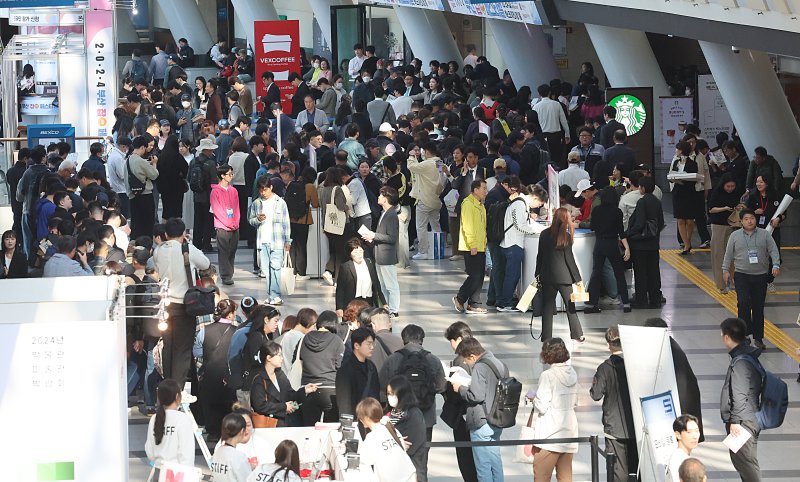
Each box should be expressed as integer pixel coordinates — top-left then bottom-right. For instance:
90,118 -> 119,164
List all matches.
181,101 -> 191,108
362,76 -> 371,83
313,62 -> 320,69
387,395 -> 398,408
335,82 -> 343,88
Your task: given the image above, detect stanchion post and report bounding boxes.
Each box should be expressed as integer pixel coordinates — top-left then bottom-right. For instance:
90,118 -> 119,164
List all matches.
605,450 -> 617,482
589,435 -> 599,482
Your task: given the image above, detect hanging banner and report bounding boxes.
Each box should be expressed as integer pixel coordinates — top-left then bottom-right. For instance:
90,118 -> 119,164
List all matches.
85,9 -> 116,138
697,74 -> 733,142
659,96 -> 694,164
618,326 -> 681,482
255,20 -> 301,114
446,0 -> 541,24
641,391 -> 679,481
371,0 -> 445,11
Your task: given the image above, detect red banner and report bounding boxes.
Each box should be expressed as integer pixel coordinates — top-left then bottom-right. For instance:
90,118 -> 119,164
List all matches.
255,20 -> 300,115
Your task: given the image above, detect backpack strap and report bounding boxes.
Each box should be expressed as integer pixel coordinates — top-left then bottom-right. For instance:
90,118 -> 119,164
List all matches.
503,197 -> 527,234
730,354 -> 766,408
477,357 -> 507,380
181,241 -> 194,287
375,336 -> 391,357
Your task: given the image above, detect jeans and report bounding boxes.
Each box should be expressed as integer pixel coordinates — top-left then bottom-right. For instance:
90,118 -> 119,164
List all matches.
588,239 -> 629,305
21,214 -> 32,258
498,245 -> 523,307
260,243 -> 285,300
144,342 -> 162,407
377,263 -> 400,313
470,423 -> 504,482
486,242 -> 505,305
734,272 -> 768,341
415,203 -> 441,254
602,259 -> 619,299
127,357 -> 140,396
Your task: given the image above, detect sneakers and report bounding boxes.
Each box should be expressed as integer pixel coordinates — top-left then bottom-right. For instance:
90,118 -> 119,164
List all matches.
295,274 -> 310,281
699,240 -> 710,248
496,306 -> 519,313
599,295 -> 621,306
222,280 -> 234,286
412,252 -> 428,260
768,282 -> 777,293
754,339 -> 767,350
452,296 -> 465,313
719,288 -> 729,294
623,305 -> 632,313
573,336 -> 586,344
181,391 -> 197,404
322,271 -> 334,286
466,305 -> 488,314
389,312 -> 399,318
584,305 -> 601,314
449,254 -> 463,261
268,297 -> 284,306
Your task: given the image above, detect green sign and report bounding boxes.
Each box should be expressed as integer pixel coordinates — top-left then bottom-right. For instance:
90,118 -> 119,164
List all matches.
37,462 -> 74,481
609,94 -> 647,136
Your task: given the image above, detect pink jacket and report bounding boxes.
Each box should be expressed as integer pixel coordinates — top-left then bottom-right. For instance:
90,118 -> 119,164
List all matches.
210,183 -> 240,231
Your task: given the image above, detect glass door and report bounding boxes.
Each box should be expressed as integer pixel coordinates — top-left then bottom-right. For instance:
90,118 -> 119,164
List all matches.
331,5 -> 366,80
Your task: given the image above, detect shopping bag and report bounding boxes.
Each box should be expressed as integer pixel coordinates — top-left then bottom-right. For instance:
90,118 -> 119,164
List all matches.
323,204 -> 346,235
158,462 -> 202,482
280,254 -> 295,295
570,282 -> 589,303
288,350 -> 303,390
513,408 -> 538,464
530,288 -> 546,317
516,277 -> 540,312
427,231 -> 446,259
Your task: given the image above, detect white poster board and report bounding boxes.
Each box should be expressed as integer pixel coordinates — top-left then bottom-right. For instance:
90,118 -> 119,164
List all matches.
697,74 -> 733,142
641,391 -> 679,481
0,277 -> 128,482
659,97 -> 693,164
618,325 -> 680,482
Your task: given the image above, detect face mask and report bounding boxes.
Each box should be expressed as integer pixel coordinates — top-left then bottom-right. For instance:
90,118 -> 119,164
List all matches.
387,395 -> 398,408
335,82 -> 343,88
313,62 -> 320,69
181,101 -> 191,108
362,76 -> 371,83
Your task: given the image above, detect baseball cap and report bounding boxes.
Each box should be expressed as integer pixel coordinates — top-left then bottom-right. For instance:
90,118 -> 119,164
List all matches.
217,119 -> 230,129
574,179 -> 596,198
168,54 -> 178,61
379,122 -> 395,133
159,119 -> 170,126
180,93 -> 191,101
493,158 -> 507,169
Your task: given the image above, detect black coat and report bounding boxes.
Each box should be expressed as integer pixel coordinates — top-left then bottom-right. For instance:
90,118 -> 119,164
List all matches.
1,249 -> 27,278
535,227 -> 581,286
250,368 -> 306,425
263,83 -> 281,117
291,83 -> 310,117
670,337 -> 705,442
335,352 -> 380,417
599,119 -> 625,149
624,193 -> 665,251
335,258 -> 387,310
590,355 -> 636,439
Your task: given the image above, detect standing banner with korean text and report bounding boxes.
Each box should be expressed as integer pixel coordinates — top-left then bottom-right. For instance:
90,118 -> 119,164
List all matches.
659,97 -> 694,164
641,391 -> 679,481
618,325 -> 681,482
697,74 -> 733,142
255,20 -> 301,115
85,7 -> 116,138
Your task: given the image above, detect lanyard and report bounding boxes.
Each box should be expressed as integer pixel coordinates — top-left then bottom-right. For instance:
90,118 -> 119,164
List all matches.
743,229 -> 757,251
758,193 -> 767,212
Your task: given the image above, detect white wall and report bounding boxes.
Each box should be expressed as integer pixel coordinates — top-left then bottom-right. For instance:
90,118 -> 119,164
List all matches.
273,0 -> 315,48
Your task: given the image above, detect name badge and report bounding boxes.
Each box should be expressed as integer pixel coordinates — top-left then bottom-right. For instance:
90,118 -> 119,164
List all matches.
226,208 -> 234,219
748,249 -> 759,264
759,215 -> 766,225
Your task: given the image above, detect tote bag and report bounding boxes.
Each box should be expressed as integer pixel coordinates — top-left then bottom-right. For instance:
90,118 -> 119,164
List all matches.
323,186 -> 347,235
513,408 -> 538,464
280,255 -> 295,295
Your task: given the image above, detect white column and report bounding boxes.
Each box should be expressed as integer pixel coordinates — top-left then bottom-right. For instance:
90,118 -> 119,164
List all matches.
486,19 -> 559,88
232,0 -> 280,49
394,7 -> 462,68
699,42 -> 800,172
156,0 -> 214,53
307,0 -> 333,47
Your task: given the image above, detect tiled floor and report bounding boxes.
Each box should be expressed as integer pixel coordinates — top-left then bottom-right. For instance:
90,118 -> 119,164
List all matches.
128,209 -> 800,481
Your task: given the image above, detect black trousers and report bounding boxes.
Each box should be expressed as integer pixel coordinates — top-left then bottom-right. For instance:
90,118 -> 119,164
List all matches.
454,415 -> 479,482
302,387 -> 339,425
486,242 -> 505,305
588,238 -> 630,305
130,193 -> 155,239
631,249 -> 661,305
161,303 -> 196,385
193,202 -> 213,249
201,386 -> 235,443
605,438 -> 639,482
727,420 -> 761,482
457,252 -> 485,305
325,232 -> 347,279
541,283 -> 582,341
216,228 -> 239,282
734,272 -> 768,342
290,223 -> 310,275
234,185 -> 254,243
161,191 -> 184,219
543,131 -> 566,168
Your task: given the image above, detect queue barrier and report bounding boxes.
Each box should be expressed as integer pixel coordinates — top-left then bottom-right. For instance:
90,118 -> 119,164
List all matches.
426,434 -> 618,482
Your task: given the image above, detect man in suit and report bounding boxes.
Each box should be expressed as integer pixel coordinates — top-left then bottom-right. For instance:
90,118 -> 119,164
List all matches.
601,129 -> 636,178
362,186 -> 401,317
288,72 -> 309,118
261,71 -> 281,118
599,106 -> 625,149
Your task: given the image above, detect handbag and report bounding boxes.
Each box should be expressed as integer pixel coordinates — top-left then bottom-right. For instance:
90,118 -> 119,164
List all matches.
288,341 -> 304,390
570,283 -> 589,303
251,380 -> 280,428
280,254 -> 295,295
630,218 -> 659,241
728,204 -> 744,228
513,408 -> 538,464
181,242 -> 216,316
516,276 -> 540,312
323,186 -> 347,235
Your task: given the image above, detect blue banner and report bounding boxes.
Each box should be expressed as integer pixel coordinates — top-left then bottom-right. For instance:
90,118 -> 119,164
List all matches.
0,0 -> 75,6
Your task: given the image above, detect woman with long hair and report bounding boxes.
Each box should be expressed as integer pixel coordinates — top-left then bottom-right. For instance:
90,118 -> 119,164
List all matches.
112,107 -> 136,142
205,79 -> 224,125
745,174 -> 784,292
240,305 -> 281,398
289,167 -> 320,281
1,230 -> 27,278
248,440 -> 302,482
531,338 -> 579,481
194,76 -> 208,111
386,375 -> 427,479
155,134 -> 188,221
145,379 -> 195,467
424,76 -> 443,105
210,413 -> 253,481
670,141 -> 701,255
356,397 -> 417,482
708,173 -> 740,293
250,342 -> 318,427
193,299 -> 238,445
580,84 -> 604,122
215,405 -> 258,468
535,207 -> 584,343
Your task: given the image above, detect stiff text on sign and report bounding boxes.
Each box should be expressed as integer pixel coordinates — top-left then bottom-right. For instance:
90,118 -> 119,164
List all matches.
254,20 -> 301,114
85,9 -> 116,138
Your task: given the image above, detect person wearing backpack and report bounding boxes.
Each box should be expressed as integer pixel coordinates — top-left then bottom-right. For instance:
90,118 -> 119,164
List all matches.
720,317 -> 769,482
286,167 -> 319,281
190,138 -> 221,252
378,324 -> 446,478
451,337 -> 510,482
121,49 -> 149,82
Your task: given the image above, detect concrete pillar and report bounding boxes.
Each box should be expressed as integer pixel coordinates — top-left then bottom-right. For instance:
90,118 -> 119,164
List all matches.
307,0 -> 332,46
394,7 -> 462,69
232,0 -> 280,49
699,41 -> 800,173
486,19 -> 559,89
156,0 -> 214,53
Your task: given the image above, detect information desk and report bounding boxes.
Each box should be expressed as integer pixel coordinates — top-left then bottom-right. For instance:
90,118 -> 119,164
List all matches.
521,229 -> 596,310
252,425 -> 374,481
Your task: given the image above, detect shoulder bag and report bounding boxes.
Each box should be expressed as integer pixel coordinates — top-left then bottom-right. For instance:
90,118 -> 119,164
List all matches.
251,378 -> 280,428
181,242 -> 216,316
323,186 -> 347,235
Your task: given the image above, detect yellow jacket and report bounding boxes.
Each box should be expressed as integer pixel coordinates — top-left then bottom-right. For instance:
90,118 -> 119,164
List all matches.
459,193 -> 487,252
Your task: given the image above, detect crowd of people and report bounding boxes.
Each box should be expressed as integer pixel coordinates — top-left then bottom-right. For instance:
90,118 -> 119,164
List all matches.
2,44 -> 793,482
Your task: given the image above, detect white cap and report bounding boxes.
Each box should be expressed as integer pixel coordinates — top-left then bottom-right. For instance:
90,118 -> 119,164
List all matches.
379,122 -> 395,133
574,178 -> 595,198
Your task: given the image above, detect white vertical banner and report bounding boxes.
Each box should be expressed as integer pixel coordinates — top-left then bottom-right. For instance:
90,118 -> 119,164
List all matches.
659,96 -> 693,164
618,326 -> 681,482
697,74 -> 733,142
85,9 -> 116,139
641,391 -> 679,481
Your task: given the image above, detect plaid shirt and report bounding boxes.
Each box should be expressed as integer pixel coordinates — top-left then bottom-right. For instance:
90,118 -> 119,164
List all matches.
248,195 -> 292,247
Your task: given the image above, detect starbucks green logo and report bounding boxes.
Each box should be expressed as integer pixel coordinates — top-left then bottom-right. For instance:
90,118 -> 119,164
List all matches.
610,94 -> 647,136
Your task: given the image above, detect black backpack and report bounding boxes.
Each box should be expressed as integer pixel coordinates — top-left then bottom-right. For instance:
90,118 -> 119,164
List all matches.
188,158 -> 207,193
478,358 -> 522,429
397,348 -> 435,410
486,197 -> 525,244
284,180 -> 308,219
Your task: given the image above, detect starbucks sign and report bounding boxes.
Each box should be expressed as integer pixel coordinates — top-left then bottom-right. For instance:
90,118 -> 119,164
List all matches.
610,94 -> 647,136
